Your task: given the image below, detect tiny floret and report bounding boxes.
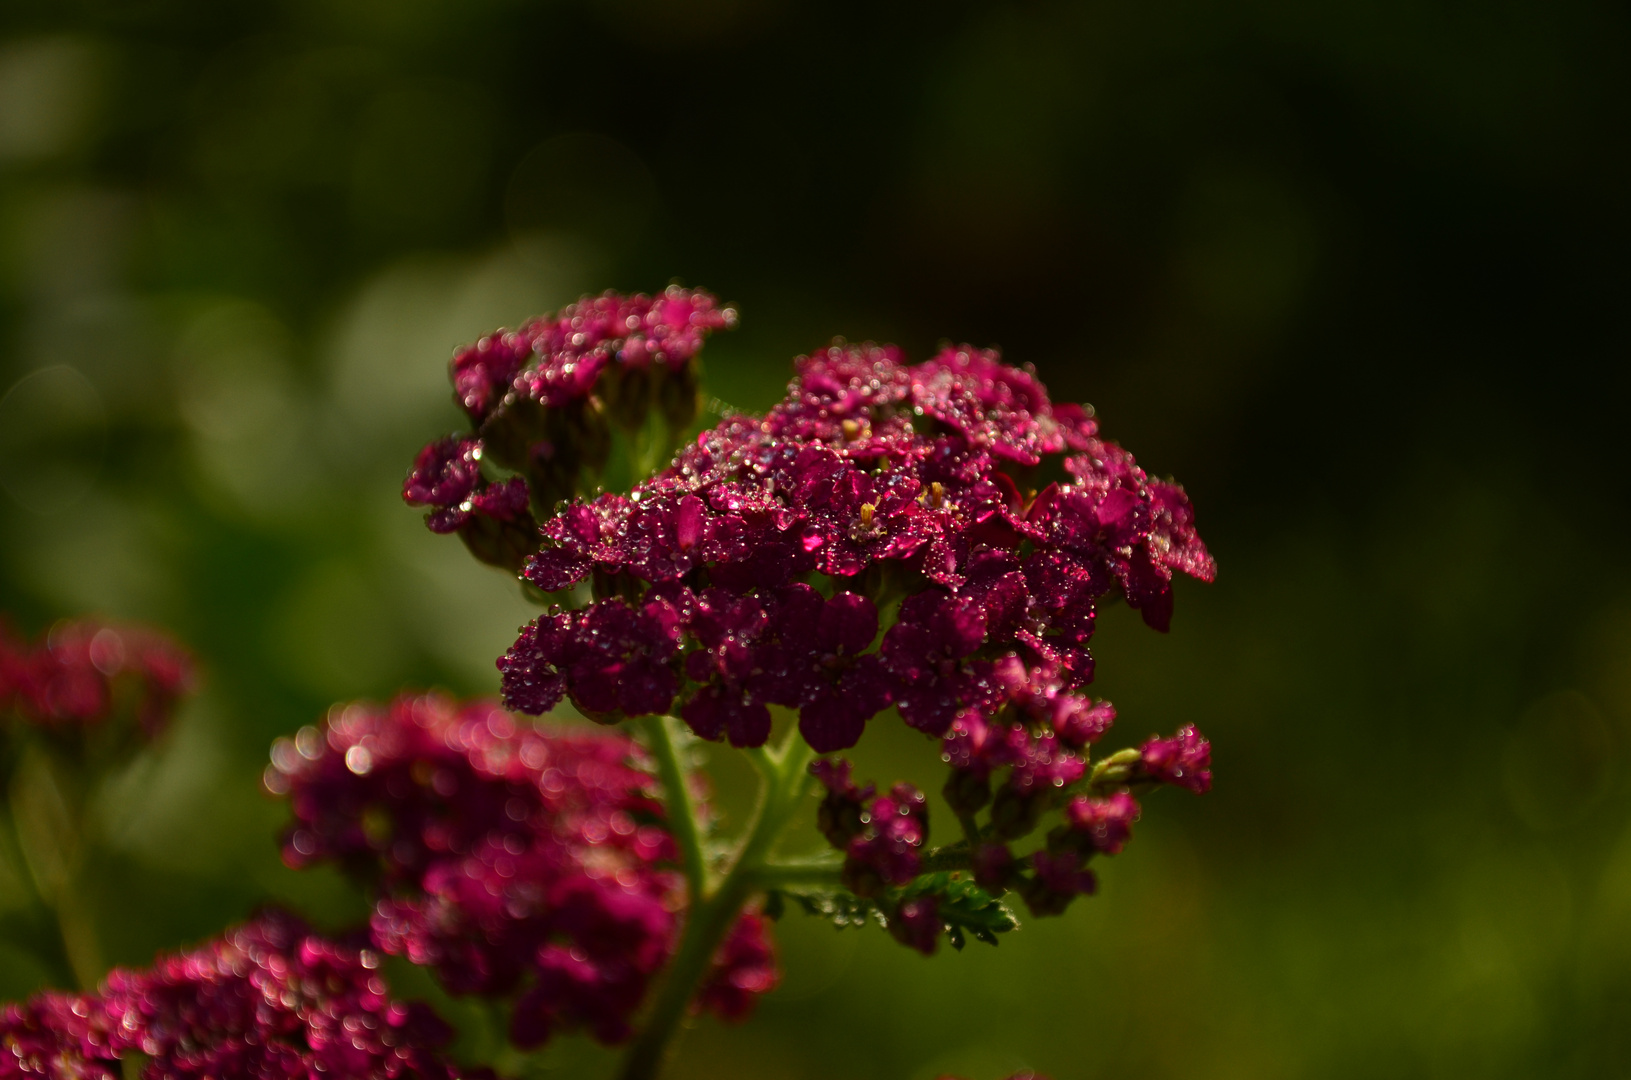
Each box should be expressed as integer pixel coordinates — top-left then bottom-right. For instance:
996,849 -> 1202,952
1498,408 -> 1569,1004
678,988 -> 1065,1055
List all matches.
1139,724 -> 1213,794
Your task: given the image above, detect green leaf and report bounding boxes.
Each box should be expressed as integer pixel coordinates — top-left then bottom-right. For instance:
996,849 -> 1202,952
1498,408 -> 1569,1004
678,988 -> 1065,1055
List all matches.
899,871 -> 1020,941
772,870 -> 1019,947
774,886 -> 885,931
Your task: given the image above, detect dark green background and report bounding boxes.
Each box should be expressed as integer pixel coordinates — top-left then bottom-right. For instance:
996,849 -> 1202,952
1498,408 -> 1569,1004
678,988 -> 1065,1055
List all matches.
2,1 -> 1629,1077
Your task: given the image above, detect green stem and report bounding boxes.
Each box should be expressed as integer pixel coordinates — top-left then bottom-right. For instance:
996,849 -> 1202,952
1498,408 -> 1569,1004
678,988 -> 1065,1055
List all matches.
749,856 -> 844,890
6,744 -> 103,989
50,888 -> 102,991
616,726 -> 816,1080
0,803 -> 78,987
741,744 -> 777,779
638,716 -> 710,896
749,840 -> 972,892
919,844 -> 974,874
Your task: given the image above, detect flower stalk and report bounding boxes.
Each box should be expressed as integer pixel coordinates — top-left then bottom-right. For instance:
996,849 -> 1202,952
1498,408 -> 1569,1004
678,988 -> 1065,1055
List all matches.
617,719 -> 816,1080
6,741 -> 103,989
0,795 -> 79,989
638,714 -> 711,896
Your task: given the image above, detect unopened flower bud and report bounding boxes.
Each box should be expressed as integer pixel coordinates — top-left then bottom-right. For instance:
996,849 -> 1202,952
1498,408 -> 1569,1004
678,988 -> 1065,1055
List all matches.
1138,724 -> 1212,793
1061,792 -> 1139,855
888,895 -> 942,955
989,782 -> 1045,840
841,781 -> 928,896
943,767 -> 992,816
1054,697 -> 1116,748
971,842 -> 1016,892
812,758 -> 874,850
1021,851 -> 1096,917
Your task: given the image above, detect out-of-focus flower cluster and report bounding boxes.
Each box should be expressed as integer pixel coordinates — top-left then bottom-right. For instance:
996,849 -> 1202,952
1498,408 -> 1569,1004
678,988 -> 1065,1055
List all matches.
0,910 -> 485,1080
499,338 -> 1214,755
403,288 -> 736,570
0,617 -> 194,742
695,909 -> 779,1022
266,692 -> 776,1050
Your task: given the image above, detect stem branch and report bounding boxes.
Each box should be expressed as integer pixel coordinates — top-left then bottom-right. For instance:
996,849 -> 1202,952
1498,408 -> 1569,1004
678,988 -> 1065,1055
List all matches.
616,725 -> 816,1080
6,742 -> 104,989
919,844 -> 973,874
639,716 -> 710,897
0,803 -> 78,987
748,856 -> 844,890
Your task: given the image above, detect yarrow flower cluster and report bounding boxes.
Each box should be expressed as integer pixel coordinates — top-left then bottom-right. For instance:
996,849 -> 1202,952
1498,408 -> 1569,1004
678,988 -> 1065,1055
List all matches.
266,691 -> 777,1049
403,288 -> 737,571
497,333 -> 1214,757
0,617 -> 194,741
0,910 -> 482,1080
396,289 -> 1217,963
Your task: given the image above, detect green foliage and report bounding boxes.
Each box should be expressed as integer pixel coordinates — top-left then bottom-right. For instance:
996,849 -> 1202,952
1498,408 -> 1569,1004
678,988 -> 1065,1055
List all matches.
772,871 -> 1019,950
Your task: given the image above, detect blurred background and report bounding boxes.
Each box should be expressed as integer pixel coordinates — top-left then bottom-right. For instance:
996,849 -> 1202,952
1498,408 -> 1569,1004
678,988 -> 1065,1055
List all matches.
1,0 -> 1629,1077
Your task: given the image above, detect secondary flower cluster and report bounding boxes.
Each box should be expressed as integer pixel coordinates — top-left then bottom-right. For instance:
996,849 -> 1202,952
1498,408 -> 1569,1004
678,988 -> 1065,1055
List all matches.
936,668 -> 1209,916
0,616 -> 195,740
267,692 -> 776,1049
500,334 -> 1214,762
808,760 -> 945,953
404,288 -> 737,570
0,910 -> 482,1080
813,713 -> 1210,936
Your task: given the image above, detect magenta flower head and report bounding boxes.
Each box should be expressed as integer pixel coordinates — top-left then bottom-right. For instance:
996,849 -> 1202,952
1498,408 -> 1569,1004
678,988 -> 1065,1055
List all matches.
0,614 -> 196,766
0,911 -> 485,1080
267,691 -> 777,1051
499,328 -> 1212,756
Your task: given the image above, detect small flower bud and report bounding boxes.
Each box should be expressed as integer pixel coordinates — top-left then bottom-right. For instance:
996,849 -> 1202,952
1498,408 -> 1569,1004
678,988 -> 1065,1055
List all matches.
990,783 -> 1046,840
812,758 -> 874,850
1054,697 -> 1116,748
888,895 -> 942,955
971,842 -> 1016,893
1062,792 -> 1139,855
1021,851 -> 1097,917
943,767 -> 992,817
1138,724 -> 1212,793
840,781 -> 928,896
